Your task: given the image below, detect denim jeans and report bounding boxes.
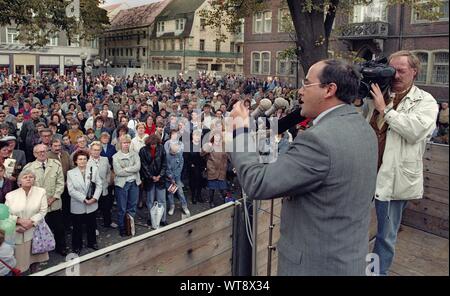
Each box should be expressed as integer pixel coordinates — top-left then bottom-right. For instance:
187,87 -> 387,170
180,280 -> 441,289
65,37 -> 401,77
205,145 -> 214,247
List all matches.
167,179 -> 187,208
115,180 -> 139,232
146,183 -> 167,222
372,199 -> 408,275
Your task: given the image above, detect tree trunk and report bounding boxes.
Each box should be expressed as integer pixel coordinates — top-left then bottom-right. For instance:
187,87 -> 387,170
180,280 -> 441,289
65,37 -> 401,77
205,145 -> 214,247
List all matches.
287,0 -> 333,74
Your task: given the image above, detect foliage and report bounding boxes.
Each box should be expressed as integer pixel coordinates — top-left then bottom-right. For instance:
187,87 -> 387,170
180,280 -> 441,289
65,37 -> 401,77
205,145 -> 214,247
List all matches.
0,0 -> 109,48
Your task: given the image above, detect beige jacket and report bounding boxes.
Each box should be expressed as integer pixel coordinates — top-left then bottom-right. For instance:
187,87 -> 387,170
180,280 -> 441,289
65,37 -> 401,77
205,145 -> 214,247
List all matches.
5,186 -> 48,244
23,159 -> 65,212
364,85 -> 439,201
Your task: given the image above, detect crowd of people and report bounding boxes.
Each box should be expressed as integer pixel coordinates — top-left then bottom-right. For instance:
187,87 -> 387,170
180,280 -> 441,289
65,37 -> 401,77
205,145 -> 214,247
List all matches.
0,69 -> 299,274
0,49 -> 447,276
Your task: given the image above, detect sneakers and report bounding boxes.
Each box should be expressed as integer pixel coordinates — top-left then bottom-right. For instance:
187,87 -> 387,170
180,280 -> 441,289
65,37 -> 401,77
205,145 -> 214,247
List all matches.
182,206 -> 190,217
168,205 -> 175,216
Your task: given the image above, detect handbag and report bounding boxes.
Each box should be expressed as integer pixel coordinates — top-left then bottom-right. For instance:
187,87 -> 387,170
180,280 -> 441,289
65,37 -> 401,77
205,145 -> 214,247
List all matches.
31,220 -> 56,254
0,258 -> 21,276
87,166 -> 96,200
150,201 -> 165,230
124,213 -> 135,236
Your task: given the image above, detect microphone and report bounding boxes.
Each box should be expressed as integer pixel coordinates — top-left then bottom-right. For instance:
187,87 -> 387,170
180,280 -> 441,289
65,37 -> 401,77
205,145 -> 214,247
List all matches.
264,97 -> 289,117
250,98 -> 272,119
277,106 -> 306,134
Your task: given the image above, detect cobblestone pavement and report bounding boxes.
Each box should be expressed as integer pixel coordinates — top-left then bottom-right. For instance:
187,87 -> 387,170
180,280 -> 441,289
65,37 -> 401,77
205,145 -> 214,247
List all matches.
30,184 -> 241,275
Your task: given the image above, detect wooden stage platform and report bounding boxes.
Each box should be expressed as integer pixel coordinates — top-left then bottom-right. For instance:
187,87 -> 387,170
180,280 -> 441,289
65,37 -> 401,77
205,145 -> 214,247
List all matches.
388,225 -> 449,276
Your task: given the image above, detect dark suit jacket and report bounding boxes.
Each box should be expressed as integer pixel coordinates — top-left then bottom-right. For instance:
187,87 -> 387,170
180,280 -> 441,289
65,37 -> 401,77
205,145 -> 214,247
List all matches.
230,105 -> 378,276
100,144 -> 117,165
12,149 -> 26,169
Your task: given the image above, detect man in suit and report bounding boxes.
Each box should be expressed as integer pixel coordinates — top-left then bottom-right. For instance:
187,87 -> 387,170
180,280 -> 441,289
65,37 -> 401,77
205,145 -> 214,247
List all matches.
229,59 -> 378,275
48,138 -> 73,231
23,144 -> 68,256
88,141 -> 117,229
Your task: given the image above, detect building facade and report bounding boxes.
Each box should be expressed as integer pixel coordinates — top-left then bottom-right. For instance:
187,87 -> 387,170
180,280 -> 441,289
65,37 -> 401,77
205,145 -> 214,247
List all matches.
243,0 -> 299,85
149,0 -> 244,74
99,0 -> 171,69
333,0 -> 449,101
0,26 -> 99,76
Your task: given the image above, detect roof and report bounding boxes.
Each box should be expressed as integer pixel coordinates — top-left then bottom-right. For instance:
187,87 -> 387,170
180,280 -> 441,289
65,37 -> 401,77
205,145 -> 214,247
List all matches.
110,0 -> 172,30
156,0 -> 205,20
151,0 -> 205,38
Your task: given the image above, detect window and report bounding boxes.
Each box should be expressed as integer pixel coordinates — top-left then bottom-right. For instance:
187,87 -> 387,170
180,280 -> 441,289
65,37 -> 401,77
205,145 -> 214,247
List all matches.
215,39 -> 221,52
68,35 -> 80,47
252,52 -> 261,74
415,52 -> 428,83
176,19 -> 185,31
126,48 -> 129,56
171,39 -> 175,51
230,42 -> 235,53
179,39 -> 184,50
200,39 -> 205,51
352,0 -> 388,23
121,48 -> 124,56
252,52 -> 271,75
48,33 -> 58,46
277,52 -> 289,75
136,48 -> 140,57
262,52 -> 270,74
254,11 -> 272,33
163,39 -> 167,51
432,52 -> 449,84
200,18 -> 206,31
91,38 -> 98,48
143,48 -> 146,56
278,8 -> 293,32
412,0 -> 449,23
157,21 -> 165,33
7,28 -> 19,44
108,48 -> 111,56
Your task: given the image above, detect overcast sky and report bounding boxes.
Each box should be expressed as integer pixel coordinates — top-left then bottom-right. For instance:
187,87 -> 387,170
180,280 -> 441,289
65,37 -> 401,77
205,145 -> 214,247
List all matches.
102,0 -> 160,8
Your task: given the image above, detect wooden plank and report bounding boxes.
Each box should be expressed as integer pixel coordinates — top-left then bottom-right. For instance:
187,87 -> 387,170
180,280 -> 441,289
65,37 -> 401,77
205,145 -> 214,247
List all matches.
407,199 -> 449,220
117,226 -> 233,275
397,225 -> 449,256
402,210 -> 449,238
423,159 -> 449,177
423,187 -> 449,205
176,249 -> 232,276
424,143 -> 449,163
257,199 -> 282,212
424,172 -> 449,191
39,205 -> 235,276
256,204 -> 282,236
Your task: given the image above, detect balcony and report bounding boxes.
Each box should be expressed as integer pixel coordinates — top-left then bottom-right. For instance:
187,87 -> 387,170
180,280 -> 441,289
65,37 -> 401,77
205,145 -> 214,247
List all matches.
339,21 -> 389,40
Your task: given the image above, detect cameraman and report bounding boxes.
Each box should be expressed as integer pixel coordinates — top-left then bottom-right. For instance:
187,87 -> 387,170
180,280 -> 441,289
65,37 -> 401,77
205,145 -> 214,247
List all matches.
230,59 -> 378,275
366,50 -> 439,275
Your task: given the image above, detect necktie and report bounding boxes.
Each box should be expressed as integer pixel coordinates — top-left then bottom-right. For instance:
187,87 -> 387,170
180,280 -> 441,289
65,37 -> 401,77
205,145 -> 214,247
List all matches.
42,162 -> 46,171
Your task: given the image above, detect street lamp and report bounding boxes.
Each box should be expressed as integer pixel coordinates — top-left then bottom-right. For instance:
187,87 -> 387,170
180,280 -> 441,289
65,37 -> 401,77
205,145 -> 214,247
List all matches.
80,52 -> 88,97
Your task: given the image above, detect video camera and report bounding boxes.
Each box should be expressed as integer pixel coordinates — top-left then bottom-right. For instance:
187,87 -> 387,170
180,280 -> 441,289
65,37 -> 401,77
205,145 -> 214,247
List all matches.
358,57 -> 396,99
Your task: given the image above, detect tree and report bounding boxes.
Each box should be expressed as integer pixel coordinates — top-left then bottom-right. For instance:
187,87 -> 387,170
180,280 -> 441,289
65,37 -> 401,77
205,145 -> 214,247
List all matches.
0,0 -> 109,48
200,0 -> 444,74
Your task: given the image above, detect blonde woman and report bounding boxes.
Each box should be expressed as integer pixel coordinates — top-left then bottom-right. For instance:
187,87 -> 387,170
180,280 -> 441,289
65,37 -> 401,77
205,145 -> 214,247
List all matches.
113,134 -> 141,237
5,170 -> 48,273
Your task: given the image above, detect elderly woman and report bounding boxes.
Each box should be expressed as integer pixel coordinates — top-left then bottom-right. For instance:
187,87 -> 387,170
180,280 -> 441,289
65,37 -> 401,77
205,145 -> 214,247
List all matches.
5,170 -> 48,273
113,134 -> 141,237
67,150 -> 103,254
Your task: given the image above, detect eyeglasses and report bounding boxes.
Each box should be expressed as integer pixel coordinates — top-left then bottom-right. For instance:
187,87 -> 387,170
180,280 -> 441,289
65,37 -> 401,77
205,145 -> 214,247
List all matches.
300,79 -> 326,88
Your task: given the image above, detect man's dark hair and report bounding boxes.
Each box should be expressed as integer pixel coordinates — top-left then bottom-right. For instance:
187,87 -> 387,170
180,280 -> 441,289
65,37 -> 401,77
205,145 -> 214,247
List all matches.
318,59 -> 360,104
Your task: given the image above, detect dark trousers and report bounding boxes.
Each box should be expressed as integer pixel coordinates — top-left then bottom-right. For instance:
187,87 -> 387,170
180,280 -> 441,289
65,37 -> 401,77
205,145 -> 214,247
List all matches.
71,211 -> 97,250
61,189 -> 71,230
45,209 -> 66,252
99,186 -> 114,226
189,168 -> 203,203
208,189 -> 226,205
